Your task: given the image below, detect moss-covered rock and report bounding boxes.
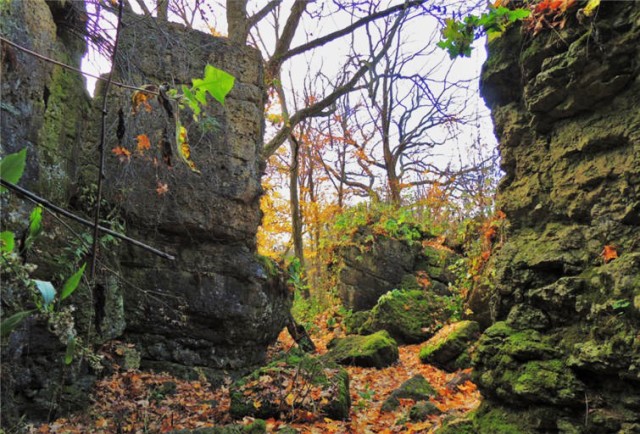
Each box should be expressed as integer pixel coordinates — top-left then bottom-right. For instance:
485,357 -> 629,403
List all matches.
409,401 -> 442,421
419,321 -> 479,371
436,404 -> 536,434
380,374 -> 436,412
229,351 -> 350,421
358,289 -> 450,343
343,310 -> 370,335
326,330 -> 399,368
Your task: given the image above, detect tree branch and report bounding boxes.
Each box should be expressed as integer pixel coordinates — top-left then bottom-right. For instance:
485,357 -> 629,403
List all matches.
262,8 -> 407,158
278,0 -> 426,64
0,180 -> 175,261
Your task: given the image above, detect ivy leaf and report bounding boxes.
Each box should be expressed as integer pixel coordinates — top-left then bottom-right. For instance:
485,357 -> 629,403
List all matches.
0,148 -> 27,193
0,231 -> 15,253
191,64 -> 235,106
60,263 -> 86,301
1,310 -> 34,337
33,280 -> 56,308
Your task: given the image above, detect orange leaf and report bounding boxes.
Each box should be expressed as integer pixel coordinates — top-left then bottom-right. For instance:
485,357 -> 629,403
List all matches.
111,146 -> 131,162
136,134 -> 151,153
602,245 -> 618,263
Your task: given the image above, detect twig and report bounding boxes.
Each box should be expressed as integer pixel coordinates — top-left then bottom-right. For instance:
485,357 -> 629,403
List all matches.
90,0 -> 125,281
0,179 -> 175,260
0,35 -> 158,96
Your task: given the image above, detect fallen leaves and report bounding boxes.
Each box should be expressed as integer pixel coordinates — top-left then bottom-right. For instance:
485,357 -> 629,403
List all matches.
33,313 -> 481,434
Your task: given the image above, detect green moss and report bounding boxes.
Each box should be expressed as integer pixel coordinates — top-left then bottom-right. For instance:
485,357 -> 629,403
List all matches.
437,405 -> 536,434
343,310 -> 369,334
419,320 -> 479,364
362,289 -> 449,343
327,330 -> 399,368
37,63 -> 90,203
381,374 -> 436,412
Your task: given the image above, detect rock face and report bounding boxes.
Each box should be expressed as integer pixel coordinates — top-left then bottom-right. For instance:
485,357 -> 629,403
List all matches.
85,14 -> 291,381
337,227 -> 457,311
474,2 -> 640,432
419,320 -> 479,372
1,2 -> 290,426
1,1 -> 98,426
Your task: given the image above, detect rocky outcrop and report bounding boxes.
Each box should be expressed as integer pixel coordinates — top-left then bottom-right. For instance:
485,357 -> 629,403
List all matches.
84,14 -> 291,381
473,2 -> 640,432
1,1 -> 99,426
337,226 -> 457,311
1,2 -> 291,426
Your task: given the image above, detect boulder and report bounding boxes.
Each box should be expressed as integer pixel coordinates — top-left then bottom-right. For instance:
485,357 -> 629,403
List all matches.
356,289 -> 450,344
419,321 -> 480,371
229,352 -> 350,421
380,374 -> 437,412
326,330 -> 399,368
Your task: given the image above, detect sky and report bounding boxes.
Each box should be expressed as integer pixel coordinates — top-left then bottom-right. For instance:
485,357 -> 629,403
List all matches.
81,0 -> 499,202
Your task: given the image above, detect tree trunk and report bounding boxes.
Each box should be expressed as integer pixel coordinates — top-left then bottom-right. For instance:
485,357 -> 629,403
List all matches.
157,0 -> 168,22
226,0 -> 249,45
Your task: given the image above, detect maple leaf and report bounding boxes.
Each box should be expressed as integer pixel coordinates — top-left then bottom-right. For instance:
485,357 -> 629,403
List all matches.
136,134 -> 151,154
112,146 -> 131,162
601,245 -> 618,263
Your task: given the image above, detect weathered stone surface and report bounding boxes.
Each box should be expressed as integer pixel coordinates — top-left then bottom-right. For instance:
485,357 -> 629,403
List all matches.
326,330 -> 399,368
337,226 -> 457,311
474,1 -> 640,431
83,14 -> 291,381
0,1 -> 108,427
380,374 -> 436,412
352,289 -> 451,344
419,320 -> 479,372
229,352 -> 350,421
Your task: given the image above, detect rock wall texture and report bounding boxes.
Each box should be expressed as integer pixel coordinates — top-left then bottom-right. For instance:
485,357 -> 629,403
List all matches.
472,2 -> 640,433
1,1 -> 97,426
337,226 -> 457,311
1,2 -> 290,426
86,14 -> 291,381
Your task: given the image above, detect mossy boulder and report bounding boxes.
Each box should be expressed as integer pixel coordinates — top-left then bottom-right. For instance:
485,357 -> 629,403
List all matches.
436,404 -> 536,434
380,374 -> 437,412
326,330 -> 399,368
229,351 -> 350,421
419,321 -> 480,371
473,322 -> 583,407
409,401 -> 442,421
357,289 -> 450,343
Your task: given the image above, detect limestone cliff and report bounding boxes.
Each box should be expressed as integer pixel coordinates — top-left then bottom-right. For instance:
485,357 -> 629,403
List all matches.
470,2 -> 640,432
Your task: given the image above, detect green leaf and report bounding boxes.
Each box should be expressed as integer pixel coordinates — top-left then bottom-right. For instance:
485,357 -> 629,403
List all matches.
191,64 -> 235,106
1,310 -> 34,337
23,205 -> 43,251
60,263 -> 86,301
33,280 -> 56,308
0,148 -> 27,193
508,9 -> 531,21
0,231 -> 15,253
64,335 -> 76,364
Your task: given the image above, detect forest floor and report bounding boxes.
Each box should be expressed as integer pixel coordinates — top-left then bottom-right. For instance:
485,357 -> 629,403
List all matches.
31,312 -> 480,434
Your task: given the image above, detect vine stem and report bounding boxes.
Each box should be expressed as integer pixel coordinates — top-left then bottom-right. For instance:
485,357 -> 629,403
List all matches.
90,0 -> 125,281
